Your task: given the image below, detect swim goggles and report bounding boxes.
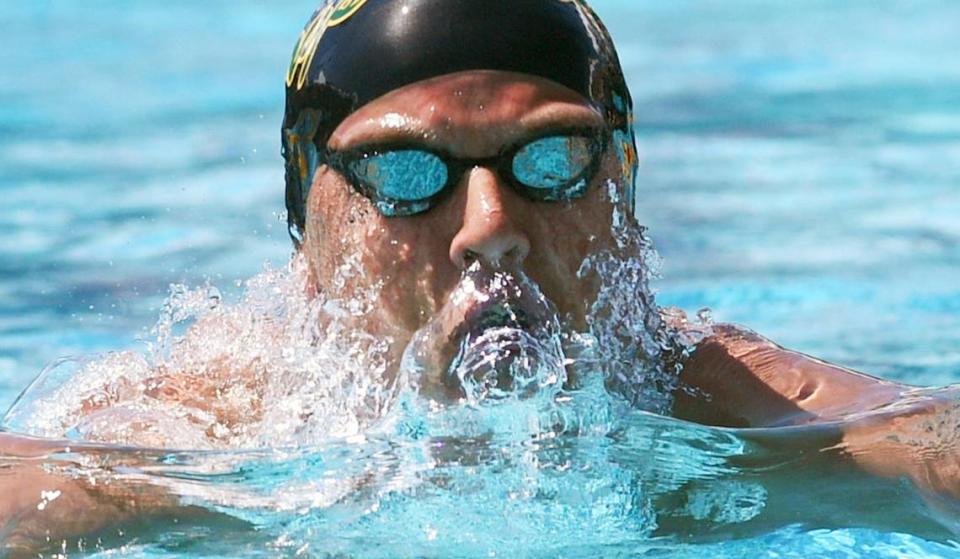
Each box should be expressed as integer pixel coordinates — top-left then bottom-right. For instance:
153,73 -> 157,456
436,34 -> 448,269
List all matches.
322,129 -> 608,217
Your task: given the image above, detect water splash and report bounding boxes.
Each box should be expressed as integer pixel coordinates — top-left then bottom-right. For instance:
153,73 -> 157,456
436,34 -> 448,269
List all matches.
577,179 -> 706,414
0,253 -> 761,554
3,180 -> 704,452
3,254 -> 401,449
400,261 -> 580,407
0,165 -> 739,556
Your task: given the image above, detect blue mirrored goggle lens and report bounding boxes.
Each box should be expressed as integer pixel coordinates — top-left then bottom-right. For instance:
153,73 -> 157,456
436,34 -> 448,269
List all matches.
512,136 -> 594,190
349,150 -> 448,202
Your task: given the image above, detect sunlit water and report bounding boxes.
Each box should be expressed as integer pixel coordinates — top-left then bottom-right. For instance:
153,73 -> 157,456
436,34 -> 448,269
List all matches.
2,0 -> 960,557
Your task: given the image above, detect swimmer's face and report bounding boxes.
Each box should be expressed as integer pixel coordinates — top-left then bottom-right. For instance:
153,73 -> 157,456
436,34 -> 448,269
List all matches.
300,70 -> 622,371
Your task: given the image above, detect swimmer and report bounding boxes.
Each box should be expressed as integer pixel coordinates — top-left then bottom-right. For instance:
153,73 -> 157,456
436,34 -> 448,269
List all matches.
3,0 -> 959,550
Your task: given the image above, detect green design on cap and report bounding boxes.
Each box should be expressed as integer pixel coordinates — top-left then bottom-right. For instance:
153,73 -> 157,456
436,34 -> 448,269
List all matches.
329,0 -> 369,26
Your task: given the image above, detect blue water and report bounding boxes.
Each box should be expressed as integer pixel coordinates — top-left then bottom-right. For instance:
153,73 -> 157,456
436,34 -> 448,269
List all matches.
2,0 -> 960,556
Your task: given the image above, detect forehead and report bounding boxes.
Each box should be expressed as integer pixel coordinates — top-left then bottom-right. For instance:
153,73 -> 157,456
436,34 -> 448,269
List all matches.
329,70 -> 604,156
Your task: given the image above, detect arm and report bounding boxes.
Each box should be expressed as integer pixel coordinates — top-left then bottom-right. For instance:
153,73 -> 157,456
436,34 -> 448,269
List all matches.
0,434 -> 130,552
674,323 -> 960,501
0,434 -> 229,555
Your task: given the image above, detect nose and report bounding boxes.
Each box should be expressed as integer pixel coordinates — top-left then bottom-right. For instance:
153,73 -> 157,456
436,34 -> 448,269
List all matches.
449,167 -> 530,269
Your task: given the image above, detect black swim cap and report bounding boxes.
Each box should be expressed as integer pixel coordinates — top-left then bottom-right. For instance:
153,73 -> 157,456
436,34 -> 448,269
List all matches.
282,0 -> 637,245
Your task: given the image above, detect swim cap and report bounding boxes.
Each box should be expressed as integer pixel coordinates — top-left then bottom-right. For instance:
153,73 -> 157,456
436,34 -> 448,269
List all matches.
282,0 -> 637,245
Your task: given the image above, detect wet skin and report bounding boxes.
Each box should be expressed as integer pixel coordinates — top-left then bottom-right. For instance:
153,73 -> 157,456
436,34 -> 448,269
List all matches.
300,70 -> 617,379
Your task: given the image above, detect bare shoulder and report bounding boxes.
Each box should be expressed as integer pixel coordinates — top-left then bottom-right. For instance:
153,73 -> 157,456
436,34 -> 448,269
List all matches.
672,323 -> 960,502
62,312 -> 273,448
673,322 -> 904,428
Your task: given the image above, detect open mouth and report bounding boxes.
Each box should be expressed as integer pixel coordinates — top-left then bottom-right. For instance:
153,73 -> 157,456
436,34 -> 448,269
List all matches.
443,294 -> 566,402
451,301 -> 534,346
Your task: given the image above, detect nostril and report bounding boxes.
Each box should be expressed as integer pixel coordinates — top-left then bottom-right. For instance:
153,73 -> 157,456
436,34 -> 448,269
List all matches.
462,250 -> 480,267
505,241 -> 530,264
450,224 -> 532,269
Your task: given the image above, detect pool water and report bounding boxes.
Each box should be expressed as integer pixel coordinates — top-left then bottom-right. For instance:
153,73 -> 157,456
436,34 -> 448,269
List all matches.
2,0 -> 960,557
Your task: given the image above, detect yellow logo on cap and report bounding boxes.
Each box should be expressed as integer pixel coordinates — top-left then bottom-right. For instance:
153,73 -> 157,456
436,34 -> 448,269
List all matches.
328,0 -> 369,26
286,5 -> 336,90
286,0 -> 369,89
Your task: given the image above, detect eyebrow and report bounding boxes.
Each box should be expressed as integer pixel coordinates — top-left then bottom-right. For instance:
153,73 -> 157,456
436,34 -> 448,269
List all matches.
333,107 -> 604,153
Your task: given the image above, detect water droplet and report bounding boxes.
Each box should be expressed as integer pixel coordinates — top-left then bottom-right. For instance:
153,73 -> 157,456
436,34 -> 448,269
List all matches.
697,308 -> 714,325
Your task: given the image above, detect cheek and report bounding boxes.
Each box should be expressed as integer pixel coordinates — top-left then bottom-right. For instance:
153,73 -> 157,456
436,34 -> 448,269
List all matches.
307,176 -> 457,332
303,169 -> 380,289
524,175 -> 618,323
367,220 -> 461,331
